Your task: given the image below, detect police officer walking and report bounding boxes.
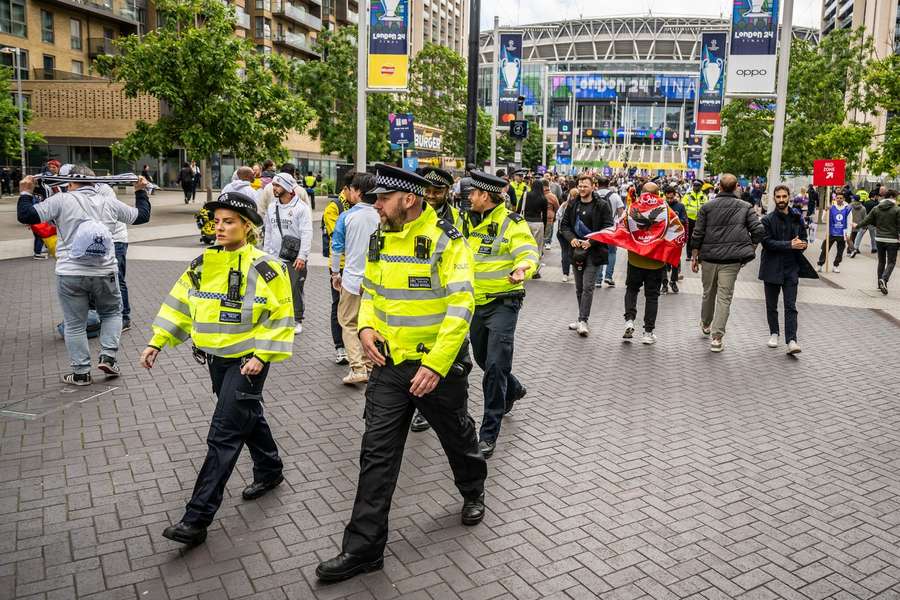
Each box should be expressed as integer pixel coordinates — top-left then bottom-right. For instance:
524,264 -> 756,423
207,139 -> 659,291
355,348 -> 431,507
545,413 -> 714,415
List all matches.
409,166 -> 463,433
140,191 -> 295,546
462,171 -> 540,459
316,164 -> 487,583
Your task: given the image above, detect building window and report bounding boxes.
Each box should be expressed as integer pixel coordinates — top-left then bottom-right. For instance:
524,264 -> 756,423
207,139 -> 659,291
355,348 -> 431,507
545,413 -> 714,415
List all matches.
70,19 -> 82,50
0,45 -> 28,79
43,54 -> 55,73
255,16 -> 270,39
41,10 -> 54,43
72,59 -> 83,75
0,0 -> 27,37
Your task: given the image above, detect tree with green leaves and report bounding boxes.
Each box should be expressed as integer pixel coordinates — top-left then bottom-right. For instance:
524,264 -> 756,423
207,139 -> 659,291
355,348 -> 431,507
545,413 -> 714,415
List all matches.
95,0 -> 312,198
0,67 -> 44,161
864,54 -> 900,177
521,122 -> 549,171
708,28 -> 875,179
406,43 -> 468,157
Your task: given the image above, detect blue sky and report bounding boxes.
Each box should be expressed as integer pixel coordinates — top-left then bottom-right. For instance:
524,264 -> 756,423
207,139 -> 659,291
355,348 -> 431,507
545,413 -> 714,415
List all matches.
478,0 -> 824,30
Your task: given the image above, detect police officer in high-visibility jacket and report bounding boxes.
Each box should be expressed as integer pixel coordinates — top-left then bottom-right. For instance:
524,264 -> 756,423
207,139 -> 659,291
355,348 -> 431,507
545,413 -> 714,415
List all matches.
683,179 -> 708,256
462,171 -> 540,459
139,191 -> 295,546
408,166 -> 463,433
316,164 -> 487,584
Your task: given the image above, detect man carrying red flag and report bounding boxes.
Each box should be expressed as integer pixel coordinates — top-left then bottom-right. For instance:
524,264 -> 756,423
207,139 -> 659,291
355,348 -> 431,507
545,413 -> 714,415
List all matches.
588,181 -> 685,344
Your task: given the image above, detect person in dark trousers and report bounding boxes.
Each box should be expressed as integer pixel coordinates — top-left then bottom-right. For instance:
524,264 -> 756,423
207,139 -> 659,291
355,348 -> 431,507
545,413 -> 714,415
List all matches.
177,162 -> 194,204
662,186 -> 687,294
858,189 -> 900,295
759,184 -> 812,354
817,189 -> 851,272
140,164 -> 153,183
190,161 -> 201,202
521,184 -> 549,278
559,174 -> 613,336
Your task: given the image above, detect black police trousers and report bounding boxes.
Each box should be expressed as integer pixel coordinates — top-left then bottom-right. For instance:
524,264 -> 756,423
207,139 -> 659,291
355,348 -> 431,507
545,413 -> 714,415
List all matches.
341,360 -> 486,558
470,298 -> 525,444
182,356 -> 283,527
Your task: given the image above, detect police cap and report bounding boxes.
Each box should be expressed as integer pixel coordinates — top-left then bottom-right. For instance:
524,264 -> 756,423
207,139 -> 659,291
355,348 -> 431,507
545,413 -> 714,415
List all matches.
470,170 -> 507,194
204,191 -> 263,226
419,166 -> 454,189
370,163 -> 429,197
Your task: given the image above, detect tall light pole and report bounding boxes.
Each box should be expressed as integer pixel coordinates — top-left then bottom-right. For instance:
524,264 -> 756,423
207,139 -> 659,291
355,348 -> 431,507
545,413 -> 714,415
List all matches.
489,15 -> 499,172
355,1 -> 368,171
464,0 -> 481,167
765,0 -> 794,211
1,47 -> 26,173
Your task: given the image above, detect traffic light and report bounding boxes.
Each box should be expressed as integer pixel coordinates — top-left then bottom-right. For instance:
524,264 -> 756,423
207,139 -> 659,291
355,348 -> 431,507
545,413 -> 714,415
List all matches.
516,95 -> 525,112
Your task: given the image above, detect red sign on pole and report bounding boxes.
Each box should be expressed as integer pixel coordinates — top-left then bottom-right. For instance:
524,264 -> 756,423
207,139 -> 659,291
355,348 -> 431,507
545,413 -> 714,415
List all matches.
813,159 -> 846,187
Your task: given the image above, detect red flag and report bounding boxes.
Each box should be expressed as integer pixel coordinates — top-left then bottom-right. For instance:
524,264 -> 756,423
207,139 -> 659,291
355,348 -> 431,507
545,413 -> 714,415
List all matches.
587,193 -> 686,267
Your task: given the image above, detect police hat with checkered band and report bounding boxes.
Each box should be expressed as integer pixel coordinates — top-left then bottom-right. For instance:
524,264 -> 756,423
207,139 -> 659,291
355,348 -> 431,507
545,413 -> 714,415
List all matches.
370,163 -> 430,197
470,170 -> 507,194
203,191 -> 263,226
418,166 -> 454,189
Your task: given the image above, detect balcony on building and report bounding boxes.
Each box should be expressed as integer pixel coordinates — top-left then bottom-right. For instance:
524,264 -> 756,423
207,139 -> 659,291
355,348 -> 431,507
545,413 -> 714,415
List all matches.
41,0 -> 140,29
88,37 -> 118,58
335,0 -> 357,24
273,31 -> 320,57
273,1 -> 322,30
220,0 -> 252,29
32,68 -> 105,80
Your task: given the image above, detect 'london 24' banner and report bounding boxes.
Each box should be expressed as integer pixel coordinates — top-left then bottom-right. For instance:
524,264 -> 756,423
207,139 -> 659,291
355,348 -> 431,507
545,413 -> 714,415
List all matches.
368,0 -> 410,91
497,33 -> 523,124
696,32 -> 727,134
725,0 -> 779,95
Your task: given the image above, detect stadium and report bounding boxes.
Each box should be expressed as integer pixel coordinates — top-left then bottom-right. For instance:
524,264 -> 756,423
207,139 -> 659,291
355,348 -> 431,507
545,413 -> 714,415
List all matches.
477,15 -> 819,173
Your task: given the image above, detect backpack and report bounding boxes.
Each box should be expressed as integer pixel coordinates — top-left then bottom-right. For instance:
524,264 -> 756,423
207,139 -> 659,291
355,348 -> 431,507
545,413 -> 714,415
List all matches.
68,192 -> 114,264
321,197 -> 346,258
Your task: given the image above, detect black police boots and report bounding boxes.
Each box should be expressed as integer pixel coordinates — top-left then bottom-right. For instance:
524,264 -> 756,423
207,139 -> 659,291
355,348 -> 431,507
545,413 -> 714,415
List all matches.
461,494 -> 486,526
504,385 -> 527,414
410,410 -> 431,432
162,521 -> 207,545
242,474 -> 284,500
316,553 -> 384,583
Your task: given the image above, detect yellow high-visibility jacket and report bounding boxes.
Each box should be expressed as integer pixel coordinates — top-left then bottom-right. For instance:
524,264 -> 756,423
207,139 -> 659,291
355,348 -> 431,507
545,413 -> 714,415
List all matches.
358,203 -> 474,377
323,193 -> 351,266
149,244 -> 294,363
462,203 -> 540,306
435,201 -> 463,230
683,190 -> 708,220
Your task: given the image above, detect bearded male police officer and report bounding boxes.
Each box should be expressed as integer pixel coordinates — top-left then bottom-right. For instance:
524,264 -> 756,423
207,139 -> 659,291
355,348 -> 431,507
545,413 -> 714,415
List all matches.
409,166 -> 463,433
316,164 -> 487,583
462,171 -> 539,459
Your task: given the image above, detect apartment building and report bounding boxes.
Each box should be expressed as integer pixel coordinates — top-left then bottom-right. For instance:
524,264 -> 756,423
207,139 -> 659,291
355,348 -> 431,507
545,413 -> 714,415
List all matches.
410,0 -> 468,58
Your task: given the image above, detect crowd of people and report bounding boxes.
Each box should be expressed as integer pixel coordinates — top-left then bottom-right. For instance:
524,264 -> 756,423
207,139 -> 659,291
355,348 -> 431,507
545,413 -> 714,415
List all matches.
13,155 -> 900,583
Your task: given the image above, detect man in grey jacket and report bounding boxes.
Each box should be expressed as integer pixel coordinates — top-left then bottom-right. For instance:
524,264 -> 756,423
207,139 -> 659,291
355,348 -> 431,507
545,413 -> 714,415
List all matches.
691,173 -> 765,352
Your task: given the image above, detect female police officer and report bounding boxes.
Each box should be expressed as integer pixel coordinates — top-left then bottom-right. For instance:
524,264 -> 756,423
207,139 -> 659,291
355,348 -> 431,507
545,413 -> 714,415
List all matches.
140,190 -> 295,545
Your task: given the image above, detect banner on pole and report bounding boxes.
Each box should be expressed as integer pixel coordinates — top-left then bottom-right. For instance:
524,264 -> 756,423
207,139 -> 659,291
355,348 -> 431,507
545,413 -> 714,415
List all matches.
388,113 -> 414,146
725,0 -> 779,95
556,120 -> 573,165
696,32 -> 727,134
813,159 -> 846,187
367,0 -> 410,91
497,33 -> 523,124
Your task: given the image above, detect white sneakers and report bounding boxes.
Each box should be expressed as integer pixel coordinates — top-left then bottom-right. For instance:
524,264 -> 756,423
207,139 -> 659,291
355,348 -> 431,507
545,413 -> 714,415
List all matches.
561,275 -> 570,283
623,320 -> 635,339
786,340 -> 802,355
294,322 -> 303,334
710,337 -> 724,352
342,369 -> 369,385
568,322 -> 579,330
700,321 -> 711,336
833,266 -> 840,273
767,334 -> 779,348
577,321 -> 589,337
640,331 -> 657,345
335,347 -> 349,365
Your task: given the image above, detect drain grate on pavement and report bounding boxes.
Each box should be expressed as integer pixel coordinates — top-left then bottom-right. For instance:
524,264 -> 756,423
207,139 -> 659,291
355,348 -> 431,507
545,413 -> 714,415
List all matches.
0,384 -> 118,420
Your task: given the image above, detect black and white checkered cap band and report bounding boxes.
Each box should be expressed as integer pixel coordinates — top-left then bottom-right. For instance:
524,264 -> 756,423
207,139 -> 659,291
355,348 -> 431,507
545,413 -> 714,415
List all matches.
424,171 -> 452,188
472,179 -> 505,194
376,174 -> 424,197
216,192 -> 256,211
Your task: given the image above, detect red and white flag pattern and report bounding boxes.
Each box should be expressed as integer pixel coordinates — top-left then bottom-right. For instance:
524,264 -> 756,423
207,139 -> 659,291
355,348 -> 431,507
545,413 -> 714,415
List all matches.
587,193 -> 686,267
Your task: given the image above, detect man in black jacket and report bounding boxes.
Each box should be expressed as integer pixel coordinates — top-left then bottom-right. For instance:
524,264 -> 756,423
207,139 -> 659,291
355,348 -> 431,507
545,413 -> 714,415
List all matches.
691,173 -> 765,352
559,173 -> 613,336
759,185 -> 810,354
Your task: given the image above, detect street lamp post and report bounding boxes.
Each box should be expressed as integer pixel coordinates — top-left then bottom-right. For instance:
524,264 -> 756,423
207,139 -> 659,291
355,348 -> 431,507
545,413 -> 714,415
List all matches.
1,47 -> 27,173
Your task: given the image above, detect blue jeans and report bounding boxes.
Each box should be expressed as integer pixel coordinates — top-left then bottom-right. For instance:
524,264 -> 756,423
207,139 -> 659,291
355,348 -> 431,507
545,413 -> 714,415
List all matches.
597,245 -> 617,281
57,273 -> 122,374
114,242 -> 130,320
854,226 -> 877,253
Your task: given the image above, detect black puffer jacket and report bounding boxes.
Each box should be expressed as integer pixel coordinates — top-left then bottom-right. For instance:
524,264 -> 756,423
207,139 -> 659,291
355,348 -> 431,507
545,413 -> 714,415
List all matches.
692,192 -> 765,263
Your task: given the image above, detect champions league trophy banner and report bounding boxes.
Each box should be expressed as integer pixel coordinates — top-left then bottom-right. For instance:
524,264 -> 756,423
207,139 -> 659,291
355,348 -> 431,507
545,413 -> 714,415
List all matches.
726,0 -> 779,95
696,32 -> 727,134
368,0 -> 410,90
497,32 -> 523,124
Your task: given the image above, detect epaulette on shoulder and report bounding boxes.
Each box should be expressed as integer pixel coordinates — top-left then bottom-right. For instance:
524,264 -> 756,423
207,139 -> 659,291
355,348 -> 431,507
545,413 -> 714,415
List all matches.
436,218 -> 463,240
254,258 -> 281,283
190,254 -> 205,270
508,212 -> 524,223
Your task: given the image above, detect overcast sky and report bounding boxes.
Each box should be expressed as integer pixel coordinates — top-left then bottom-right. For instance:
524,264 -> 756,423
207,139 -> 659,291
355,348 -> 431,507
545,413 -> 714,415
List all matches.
478,0 -> 824,30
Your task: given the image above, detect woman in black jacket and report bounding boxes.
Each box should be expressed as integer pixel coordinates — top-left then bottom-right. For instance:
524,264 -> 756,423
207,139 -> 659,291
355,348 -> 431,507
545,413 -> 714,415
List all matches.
177,162 -> 194,204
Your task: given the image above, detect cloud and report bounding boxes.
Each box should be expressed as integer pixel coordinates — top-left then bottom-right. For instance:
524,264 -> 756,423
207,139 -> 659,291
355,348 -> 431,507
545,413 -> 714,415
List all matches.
479,0 -> 823,31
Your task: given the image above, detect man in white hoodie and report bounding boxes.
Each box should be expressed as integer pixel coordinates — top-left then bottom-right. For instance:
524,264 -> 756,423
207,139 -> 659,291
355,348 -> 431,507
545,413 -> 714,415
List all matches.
264,172 -> 312,334
257,163 -> 308,219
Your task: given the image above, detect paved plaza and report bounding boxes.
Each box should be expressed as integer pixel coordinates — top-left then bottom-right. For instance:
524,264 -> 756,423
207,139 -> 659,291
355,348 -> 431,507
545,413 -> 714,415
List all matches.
1,228 -> 900,600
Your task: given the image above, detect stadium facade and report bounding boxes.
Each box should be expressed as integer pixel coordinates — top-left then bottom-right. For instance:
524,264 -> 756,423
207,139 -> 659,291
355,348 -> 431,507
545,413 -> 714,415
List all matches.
477,15 -> 818,173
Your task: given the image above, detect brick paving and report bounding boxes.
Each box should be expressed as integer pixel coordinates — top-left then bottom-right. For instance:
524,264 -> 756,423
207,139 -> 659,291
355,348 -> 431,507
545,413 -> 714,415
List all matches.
1,248 -> 900,600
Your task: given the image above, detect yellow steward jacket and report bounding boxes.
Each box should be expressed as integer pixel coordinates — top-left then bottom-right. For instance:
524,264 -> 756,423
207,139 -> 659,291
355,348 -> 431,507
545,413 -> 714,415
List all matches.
149,244 -> 295,363
323,193 -> 351,267
462,203 -> 540,306
359,203 -> 474,377
683,191 -> 707,220
509,181 -> 529,211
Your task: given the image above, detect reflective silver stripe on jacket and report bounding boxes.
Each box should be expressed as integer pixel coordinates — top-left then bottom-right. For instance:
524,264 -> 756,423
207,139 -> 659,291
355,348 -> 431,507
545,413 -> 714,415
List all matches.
152,315 -> 190,341
197,337 -> 292,357
163,294 -> 190,315
373,308 -> 446,327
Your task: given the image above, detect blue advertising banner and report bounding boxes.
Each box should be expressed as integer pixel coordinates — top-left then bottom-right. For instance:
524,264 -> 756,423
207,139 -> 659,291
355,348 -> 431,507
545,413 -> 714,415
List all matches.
556,120 -> 573,165
388,113 -> 414,146
550,74 -> 698,101
497,33 -> 523,125
368,0 -> 410,90
726,0 -> 779,94
696,32 -> 727,134
687,146 -> 703,170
